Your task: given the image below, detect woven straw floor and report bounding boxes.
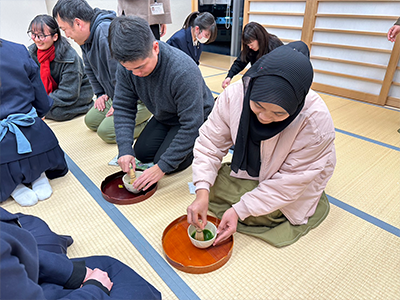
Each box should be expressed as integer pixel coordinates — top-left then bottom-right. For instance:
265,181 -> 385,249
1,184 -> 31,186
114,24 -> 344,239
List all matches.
1,52 -> 399,299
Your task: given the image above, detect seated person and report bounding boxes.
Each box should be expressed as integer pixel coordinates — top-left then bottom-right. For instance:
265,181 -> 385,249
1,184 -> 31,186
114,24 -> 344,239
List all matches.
0,207 -> 161,299
221,22 -> 283,89
167,11 -> 217,65
108,16 -> 214,191
52,0 -> 151,143
0,39 -> 68,206
27,14 -> 93,121
187,41 -> 336,247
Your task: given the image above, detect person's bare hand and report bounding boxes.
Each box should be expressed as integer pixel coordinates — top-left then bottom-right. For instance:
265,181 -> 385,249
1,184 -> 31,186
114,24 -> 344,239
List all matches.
388,25 -> 400,42
213,207 -> 238,246
221,77 -> 231,89
118,155 -> 136,173
105,106 -> 114,117
94,95 -> 109,111
187,189 -> 209,230
85,268 -> 113,292
133,164 -> 164,191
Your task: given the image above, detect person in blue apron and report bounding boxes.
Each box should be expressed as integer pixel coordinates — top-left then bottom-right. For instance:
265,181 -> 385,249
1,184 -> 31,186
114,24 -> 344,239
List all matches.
0,39 -> 68,206
167,11 -> 217,65
0,207 -> 162,299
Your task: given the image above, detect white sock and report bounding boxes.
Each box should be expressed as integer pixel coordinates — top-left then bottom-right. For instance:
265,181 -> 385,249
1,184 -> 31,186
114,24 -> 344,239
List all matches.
31,173 -> 53,201
11,184 -> 38,206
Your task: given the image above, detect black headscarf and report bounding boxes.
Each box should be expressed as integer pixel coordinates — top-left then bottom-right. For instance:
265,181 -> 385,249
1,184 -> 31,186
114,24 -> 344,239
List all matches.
231,41 -> 314,177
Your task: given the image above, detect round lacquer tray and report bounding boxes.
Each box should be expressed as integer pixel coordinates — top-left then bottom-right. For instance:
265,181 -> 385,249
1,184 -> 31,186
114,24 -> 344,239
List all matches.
162,215 -> 234,274
101,171 -> 157,205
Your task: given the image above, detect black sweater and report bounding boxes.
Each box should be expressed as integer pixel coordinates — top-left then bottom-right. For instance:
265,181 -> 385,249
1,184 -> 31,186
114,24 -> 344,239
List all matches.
226,35 -> 283,79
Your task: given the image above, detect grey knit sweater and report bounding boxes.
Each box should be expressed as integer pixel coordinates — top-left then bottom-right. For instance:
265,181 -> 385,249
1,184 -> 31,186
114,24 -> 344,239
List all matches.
113,41 -> 214,173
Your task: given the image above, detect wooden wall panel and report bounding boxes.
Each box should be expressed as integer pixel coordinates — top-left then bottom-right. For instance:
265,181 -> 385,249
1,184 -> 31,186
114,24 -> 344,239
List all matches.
243,0 -> 400,108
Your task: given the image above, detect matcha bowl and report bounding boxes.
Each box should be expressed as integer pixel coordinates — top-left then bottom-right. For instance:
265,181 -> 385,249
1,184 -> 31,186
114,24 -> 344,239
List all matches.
188,221 -> 217,249
122,171 -> 143,194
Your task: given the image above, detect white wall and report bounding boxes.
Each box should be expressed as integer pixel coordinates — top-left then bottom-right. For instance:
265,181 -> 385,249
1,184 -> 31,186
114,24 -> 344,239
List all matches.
0,0 -> 48,46
165,1 -> 192,41
0,0 -> 191,48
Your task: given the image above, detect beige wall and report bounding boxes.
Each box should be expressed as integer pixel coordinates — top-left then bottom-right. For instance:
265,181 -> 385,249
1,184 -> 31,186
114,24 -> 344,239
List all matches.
0,0 -> 191,48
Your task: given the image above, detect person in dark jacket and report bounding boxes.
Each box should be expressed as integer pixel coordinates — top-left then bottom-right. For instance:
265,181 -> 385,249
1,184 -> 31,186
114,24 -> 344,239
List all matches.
0,207 -> 162,299
109,16 -> 214,192
221,22 -> 283,89
0,39 -> 68,206
27,14 -> 94,121
53,0 -> 151,143
167,11 -> 217,65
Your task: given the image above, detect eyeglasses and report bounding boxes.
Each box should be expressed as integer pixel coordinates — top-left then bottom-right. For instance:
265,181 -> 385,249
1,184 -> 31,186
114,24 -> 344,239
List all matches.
27,31 -> 53,41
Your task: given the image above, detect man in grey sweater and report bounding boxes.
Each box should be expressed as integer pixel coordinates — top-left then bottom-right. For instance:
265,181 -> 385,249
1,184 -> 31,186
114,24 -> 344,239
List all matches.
109,16 -> 214,191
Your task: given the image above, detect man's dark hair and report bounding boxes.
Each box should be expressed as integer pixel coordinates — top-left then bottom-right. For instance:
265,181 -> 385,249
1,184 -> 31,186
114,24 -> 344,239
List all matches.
108,16 -> 155,63
52,0 -> 94,26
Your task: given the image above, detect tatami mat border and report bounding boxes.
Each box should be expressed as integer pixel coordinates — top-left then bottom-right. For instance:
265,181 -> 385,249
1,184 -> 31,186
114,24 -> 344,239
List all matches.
64,142 -> 399,299
228,151 -> 399,238
327,195 -> 400,238
64,154 -> 200,300
335,128 -> 400,152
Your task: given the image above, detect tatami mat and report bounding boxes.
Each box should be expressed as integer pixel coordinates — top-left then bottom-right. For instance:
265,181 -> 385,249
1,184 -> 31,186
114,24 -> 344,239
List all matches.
321,94 -> 400,147
327,133 -> 400,226
1,52 -> 399,299
1,166 -> 177,299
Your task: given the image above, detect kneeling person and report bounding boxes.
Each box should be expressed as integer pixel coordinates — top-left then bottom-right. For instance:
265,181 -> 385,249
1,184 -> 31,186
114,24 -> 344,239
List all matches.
109,16 -> 214,191
187,41 -> 336,247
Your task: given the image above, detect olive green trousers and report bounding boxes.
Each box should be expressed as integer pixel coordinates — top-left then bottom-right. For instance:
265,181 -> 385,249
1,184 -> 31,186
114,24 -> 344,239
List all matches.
209,163 -> 330,247
84,100 -> 152,144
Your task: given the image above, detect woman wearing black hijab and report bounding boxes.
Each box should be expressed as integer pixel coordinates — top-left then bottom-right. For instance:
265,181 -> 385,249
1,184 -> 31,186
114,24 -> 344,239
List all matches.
187,41 -> 336,247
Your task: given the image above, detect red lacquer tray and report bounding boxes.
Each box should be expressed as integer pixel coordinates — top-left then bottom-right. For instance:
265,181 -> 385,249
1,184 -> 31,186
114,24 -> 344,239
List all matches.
101,171 -> 157,205
162,215 -> 234,274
